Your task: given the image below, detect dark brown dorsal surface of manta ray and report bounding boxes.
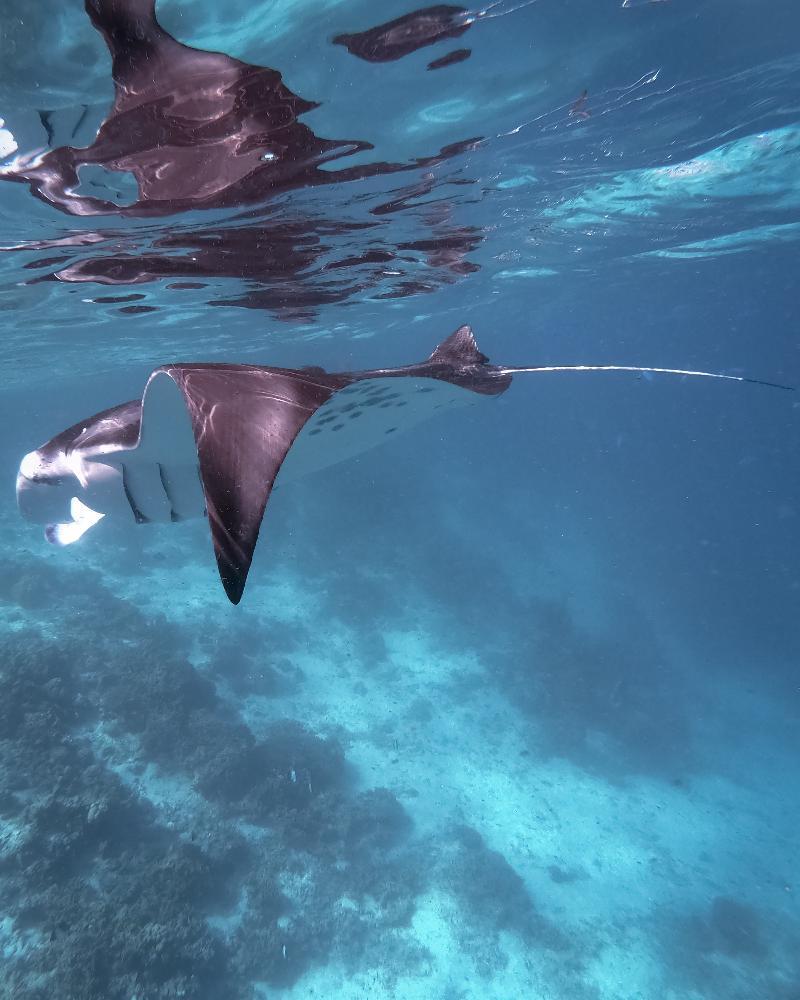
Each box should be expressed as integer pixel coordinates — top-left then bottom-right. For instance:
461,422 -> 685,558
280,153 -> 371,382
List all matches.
15,326 -> 787,605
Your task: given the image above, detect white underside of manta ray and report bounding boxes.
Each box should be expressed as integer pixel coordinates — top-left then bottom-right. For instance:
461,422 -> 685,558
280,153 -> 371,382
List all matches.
15,325 -> 790,604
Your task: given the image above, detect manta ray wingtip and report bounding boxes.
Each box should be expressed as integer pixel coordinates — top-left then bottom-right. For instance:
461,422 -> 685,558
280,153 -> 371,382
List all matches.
213,541 -> 251,604
222,575 -> 246,605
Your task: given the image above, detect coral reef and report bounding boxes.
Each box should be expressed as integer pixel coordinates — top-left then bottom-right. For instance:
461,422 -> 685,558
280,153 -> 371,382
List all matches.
0,562 -> 472,996
661,893 -> 800,1000
443,824 -> 562,949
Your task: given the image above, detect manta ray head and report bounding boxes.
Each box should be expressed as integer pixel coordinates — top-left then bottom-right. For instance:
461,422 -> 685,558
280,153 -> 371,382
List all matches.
16,448 -> 80,524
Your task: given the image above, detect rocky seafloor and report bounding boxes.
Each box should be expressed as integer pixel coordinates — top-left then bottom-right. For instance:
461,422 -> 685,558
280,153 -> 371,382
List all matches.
0,511 -> 798,999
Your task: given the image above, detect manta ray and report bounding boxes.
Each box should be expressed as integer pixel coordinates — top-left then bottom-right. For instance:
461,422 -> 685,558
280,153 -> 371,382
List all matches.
16,326 -> 787,604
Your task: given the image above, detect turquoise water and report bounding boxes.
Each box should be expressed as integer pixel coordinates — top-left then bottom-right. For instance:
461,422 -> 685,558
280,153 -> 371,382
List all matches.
1,1 -> 799,997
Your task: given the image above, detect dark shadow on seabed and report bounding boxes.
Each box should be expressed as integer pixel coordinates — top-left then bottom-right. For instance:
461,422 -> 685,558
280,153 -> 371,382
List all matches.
0,532 -> 585,999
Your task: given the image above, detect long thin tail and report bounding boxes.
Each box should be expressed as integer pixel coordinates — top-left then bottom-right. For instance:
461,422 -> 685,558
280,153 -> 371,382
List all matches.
498,364 -> 794,392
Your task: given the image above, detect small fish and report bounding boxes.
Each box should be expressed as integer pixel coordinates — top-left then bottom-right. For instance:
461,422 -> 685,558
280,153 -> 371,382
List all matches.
569,89 -> 591,120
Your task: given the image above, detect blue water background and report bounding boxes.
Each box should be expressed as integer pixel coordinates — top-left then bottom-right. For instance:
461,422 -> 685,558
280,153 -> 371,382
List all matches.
0,1 -> 798,997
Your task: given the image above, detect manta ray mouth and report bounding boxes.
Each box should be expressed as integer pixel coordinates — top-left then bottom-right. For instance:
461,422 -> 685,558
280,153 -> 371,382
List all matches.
16,469 -> 75,523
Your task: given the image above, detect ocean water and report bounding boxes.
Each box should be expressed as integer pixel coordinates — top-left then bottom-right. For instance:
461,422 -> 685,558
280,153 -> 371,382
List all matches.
1,1 -> 799,998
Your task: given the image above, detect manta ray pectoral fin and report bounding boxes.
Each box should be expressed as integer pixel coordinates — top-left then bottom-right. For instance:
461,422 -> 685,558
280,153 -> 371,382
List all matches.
45,497 -> 105,546
146,365 -> 339,604
136,326 -> 508,604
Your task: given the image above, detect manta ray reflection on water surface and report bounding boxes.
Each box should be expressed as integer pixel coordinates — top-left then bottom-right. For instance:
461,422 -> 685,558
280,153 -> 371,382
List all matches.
16,326 -> 789,605
0,0 -> 485,316
331,1 -> 539,65
3,0 -> 480,216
